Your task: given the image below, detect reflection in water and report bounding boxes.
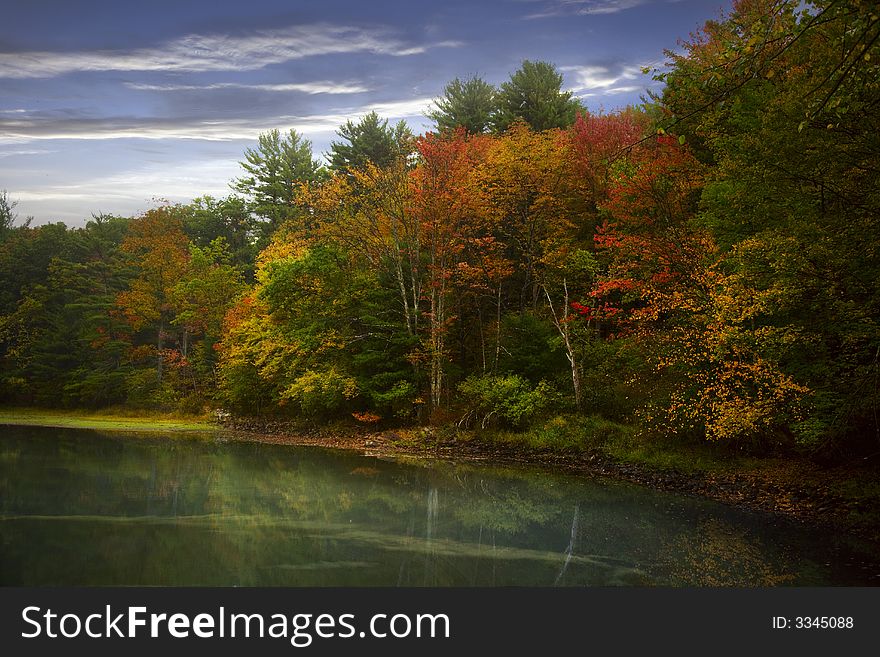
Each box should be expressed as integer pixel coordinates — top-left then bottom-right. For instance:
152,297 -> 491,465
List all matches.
0,426 -> 878,586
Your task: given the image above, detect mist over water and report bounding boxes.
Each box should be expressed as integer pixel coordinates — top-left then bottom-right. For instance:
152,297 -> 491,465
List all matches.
1,426 -> 877,586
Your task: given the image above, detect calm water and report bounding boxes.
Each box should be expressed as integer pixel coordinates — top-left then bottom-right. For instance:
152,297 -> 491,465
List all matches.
1,425 -> 878,586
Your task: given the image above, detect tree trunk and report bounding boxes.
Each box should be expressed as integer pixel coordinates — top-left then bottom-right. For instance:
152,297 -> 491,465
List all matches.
544,279 -> 582,410
493,282 -> 502,372
157,319 -> 164,384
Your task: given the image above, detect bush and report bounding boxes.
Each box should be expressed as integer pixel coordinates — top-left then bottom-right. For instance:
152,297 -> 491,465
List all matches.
124,367 -> 174,409
458,374 -> 555,429
280,368 -> 358,417
529,414 -> 633,451
370,380 -> 418,419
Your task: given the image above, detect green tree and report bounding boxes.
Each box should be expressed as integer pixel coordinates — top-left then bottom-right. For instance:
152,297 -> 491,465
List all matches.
169,238 -> 245,407
0,216 -> 134,406
428,76 -> 497,135
232,129 -> 324,240
182,196 -> 257,279
493,60 -> 581,132
328,111 -> 414,174
0,190 -> 31,236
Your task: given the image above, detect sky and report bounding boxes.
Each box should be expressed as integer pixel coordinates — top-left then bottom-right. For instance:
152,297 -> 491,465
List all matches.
0,0 -> 732,226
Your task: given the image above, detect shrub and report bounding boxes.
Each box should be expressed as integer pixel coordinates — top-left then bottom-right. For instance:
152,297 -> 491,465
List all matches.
280,368 -> 358,417
458,374 -> 555,429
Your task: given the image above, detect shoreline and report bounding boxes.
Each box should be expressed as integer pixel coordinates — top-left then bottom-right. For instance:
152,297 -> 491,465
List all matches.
3,407 -> 879,546
219,420 -> 880,548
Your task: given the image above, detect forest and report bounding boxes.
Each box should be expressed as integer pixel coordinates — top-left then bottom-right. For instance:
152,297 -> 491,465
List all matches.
1,0 -> 878,456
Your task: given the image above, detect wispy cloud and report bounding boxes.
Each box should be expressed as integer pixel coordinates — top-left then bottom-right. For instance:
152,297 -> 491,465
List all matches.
0,148 -> 56,158
562,63 -> 647,92
13,158 -> 238,204
125,80 -> 371,95
0,25 -> 462,79
0,98 -> 435,144
524,0 -> 660,20
575,0 -> 649,15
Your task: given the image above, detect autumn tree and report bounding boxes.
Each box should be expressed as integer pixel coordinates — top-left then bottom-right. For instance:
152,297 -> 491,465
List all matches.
411,130 -> 491,408
116,206 -> 190,385
309,158 -> 423,340
655,0 -> 880,447
478,123 -> 574,311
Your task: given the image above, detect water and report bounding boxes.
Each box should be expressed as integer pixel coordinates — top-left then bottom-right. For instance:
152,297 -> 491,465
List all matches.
1,425 -> 878,586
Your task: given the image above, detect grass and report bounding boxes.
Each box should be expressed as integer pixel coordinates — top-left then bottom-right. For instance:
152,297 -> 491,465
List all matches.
472,414 -> 757,474
0,407 -> 217,433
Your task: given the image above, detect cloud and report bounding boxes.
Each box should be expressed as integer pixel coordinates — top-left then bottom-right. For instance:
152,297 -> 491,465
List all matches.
575,0 -> 649,15
561,63 -> 647,92
0,25 -> 462,79
11,157 -> 243,226
524,0 -> 665,19
0,148 -> 56,158
0,97 -> 435,144
125,81 -> 371,95
13,158 -> 238,204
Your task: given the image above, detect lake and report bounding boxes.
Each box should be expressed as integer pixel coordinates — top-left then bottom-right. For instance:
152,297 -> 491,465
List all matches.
1,425 -> 877,586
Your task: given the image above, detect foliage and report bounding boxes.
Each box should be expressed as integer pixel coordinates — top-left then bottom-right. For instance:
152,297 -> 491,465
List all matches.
3,32 -> 878,453
428,76 -> 497,134
280,368 -> 359,417
459,374 -> 556,429
182,196 -> 257,278
232,129 -> 325,242
649,0 -> 880,448
493,60 -> 582,132
328,111 -> 414,175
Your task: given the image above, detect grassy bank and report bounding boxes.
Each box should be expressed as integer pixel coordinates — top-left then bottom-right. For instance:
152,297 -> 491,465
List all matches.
0,407 -> 217,432
389,414 -> 762,473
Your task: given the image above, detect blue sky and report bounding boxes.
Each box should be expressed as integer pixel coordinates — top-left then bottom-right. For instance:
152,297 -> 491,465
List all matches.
1,0 -> 731,225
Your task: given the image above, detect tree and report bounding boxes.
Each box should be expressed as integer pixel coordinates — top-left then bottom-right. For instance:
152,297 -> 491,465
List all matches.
170,238 -> 245,397
428,76 -> 497,135
232,129 -> 324,240
411,130 -> 491,409
182,195 -> 258,279
494,60 -> 581,132
116,206 -> 191,385
0,216 -> 134,406
655,0 -> 880,448
310,158 -> 423,340
0,190 -> 30,236
478,123 -> 575,312
328,111 -> 414,175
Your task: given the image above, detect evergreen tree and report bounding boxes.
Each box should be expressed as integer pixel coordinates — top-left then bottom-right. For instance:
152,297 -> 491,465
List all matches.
428,76 -> 497,134
232,129 -> 324,241
328,111 -> 413,174
493,60 -> 581,132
